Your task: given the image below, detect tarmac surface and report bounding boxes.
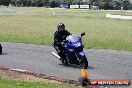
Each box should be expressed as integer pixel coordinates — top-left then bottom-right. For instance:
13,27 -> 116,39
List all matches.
0,42 -> 132,81
0,9 -> 16,13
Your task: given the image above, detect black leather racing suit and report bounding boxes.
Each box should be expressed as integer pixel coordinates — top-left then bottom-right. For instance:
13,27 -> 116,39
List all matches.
54,30 -> 71,59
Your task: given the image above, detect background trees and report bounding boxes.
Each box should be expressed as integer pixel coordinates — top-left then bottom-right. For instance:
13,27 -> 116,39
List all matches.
0,0 -> 130,10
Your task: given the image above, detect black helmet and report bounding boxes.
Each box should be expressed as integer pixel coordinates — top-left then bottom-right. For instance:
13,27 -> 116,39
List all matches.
57,23 -> 65,31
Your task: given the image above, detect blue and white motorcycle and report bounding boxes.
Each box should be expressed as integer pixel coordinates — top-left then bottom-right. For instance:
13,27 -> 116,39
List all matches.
52,32 -> 88,69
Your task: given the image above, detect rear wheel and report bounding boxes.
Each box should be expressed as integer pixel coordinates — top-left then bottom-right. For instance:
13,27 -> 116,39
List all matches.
60,57 -> 68,65
79,56 -> 88,69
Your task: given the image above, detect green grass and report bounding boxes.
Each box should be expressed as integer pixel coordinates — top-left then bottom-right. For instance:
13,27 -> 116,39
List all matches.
0,78 -> 76,88
0,7 -> 132,51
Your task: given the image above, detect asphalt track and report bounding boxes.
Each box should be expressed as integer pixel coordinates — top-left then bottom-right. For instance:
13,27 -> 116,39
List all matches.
0,42 -> 132,81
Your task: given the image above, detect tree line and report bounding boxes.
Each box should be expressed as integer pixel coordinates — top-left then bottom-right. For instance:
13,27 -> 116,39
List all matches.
0,0 -> 48,7
0,0 -> 130,10
90,0 -> 130,10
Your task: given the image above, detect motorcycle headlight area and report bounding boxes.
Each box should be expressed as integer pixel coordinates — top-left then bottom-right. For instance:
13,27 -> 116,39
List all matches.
69,49 -> 75,52
74,42 -> 81,47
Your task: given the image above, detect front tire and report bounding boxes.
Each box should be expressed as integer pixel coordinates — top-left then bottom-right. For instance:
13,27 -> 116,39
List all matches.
79,56 -> 88,69
84,60 -> 88,69
0,44 -> 2,55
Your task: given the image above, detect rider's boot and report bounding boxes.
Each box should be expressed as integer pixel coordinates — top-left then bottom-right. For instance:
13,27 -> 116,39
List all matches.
58,52 -> 68,64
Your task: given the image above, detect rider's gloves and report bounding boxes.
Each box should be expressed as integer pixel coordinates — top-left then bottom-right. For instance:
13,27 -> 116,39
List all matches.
61,42 -> 65,46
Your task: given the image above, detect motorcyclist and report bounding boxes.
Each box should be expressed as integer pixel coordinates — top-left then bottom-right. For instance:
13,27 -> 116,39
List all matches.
53,23 -> 71,63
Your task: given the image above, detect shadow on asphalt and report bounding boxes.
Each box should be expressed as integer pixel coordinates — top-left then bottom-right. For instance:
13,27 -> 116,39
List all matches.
0,53 -> 8,55
59,64 -> 94,69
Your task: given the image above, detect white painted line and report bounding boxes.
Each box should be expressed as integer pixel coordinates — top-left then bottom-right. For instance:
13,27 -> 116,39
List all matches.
11,69 -> 27,72
106,14 -> 132,20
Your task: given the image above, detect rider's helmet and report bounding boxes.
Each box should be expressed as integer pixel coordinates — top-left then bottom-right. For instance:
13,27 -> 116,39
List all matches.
57,23 -> 65,32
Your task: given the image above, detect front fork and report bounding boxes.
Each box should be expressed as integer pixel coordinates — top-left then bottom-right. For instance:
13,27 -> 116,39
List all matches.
76,51 -> 87,67
76,51 -> 86,58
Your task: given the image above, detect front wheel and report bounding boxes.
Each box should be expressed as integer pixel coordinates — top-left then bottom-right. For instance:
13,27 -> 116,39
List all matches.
79,56 -> 88,69
0,44 -> 2,55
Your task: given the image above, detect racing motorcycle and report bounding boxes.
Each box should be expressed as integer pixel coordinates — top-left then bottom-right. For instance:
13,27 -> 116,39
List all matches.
52,32 -> 88,69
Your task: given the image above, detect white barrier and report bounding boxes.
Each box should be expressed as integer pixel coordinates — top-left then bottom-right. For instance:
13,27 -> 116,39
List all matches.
80,5 -> 89,9
70,5 -> 89,9
70,5 -> 79,9
106,14 -> 132,20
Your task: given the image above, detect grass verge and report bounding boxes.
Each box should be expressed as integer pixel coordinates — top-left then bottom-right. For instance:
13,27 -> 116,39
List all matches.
0,78 -> 76,88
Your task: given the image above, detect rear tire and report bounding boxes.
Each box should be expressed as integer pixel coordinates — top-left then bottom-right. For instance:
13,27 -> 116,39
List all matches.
60,58 -> 68,65
64,60 -> 68,65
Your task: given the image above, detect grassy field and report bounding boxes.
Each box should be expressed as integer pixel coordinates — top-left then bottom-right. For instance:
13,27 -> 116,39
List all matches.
0,78 -> 76,88
0,7 -> 132,51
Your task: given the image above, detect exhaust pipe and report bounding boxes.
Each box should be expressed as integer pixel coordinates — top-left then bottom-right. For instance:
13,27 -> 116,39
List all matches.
52,52 -> 61,59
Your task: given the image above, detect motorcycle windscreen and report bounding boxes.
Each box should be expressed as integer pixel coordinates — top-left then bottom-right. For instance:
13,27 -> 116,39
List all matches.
66,34 -> 80,42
